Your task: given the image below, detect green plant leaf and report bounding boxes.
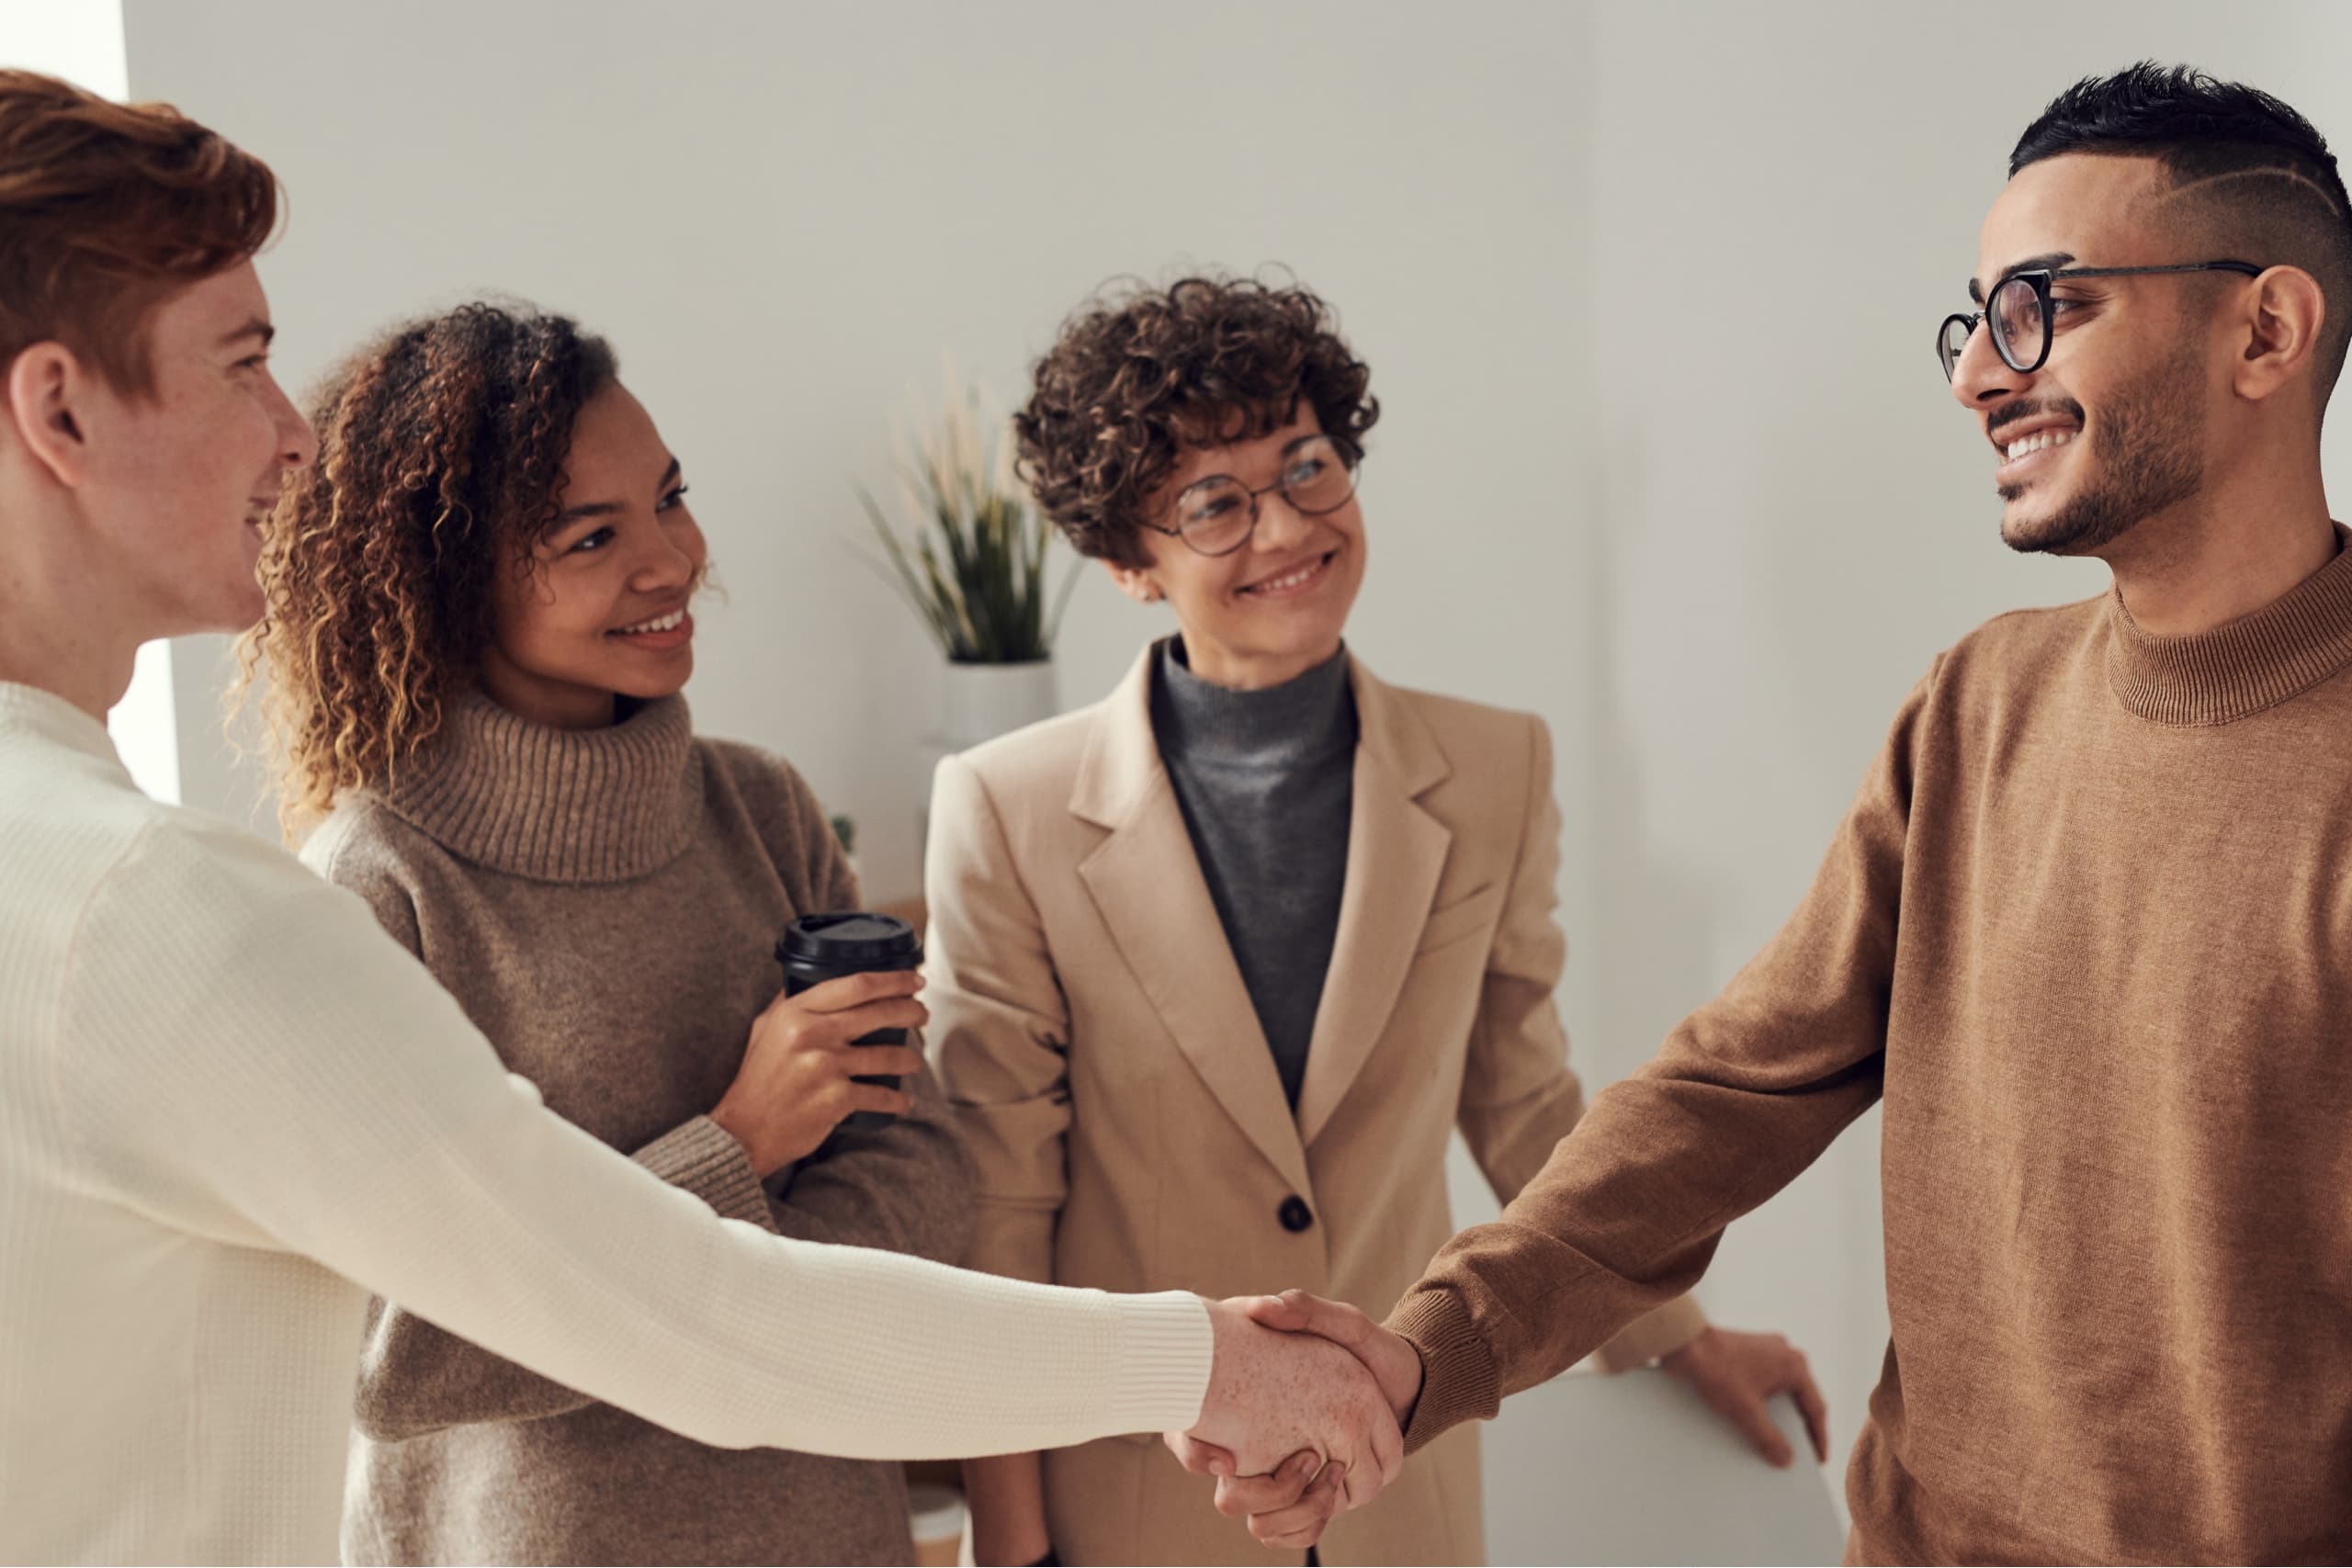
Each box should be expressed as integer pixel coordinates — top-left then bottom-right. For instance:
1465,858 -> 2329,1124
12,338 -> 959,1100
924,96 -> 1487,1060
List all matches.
854,381 -> 1082,663
857,485 -> 958,660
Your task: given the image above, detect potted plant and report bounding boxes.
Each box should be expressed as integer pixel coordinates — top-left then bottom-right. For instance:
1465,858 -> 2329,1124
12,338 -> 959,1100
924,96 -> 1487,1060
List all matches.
860,381 -> 1082,752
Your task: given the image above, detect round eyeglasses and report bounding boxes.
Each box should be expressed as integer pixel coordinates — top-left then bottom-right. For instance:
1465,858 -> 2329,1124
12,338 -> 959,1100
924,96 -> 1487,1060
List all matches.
1141,434 -> 1359,557
1937,260 -> 2263,381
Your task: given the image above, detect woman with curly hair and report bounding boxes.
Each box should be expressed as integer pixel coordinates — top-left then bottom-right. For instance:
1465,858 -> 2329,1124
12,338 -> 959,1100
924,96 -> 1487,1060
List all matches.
925,276 -> 1828,1564
248,301 -> 976,1566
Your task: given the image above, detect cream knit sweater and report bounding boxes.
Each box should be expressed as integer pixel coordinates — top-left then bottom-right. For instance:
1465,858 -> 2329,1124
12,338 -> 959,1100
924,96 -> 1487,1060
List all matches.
0,682 -> 1210,1565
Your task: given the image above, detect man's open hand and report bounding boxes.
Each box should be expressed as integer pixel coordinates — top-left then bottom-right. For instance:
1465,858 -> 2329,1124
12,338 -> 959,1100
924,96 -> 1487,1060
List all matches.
1661,1325 -> 1829,1467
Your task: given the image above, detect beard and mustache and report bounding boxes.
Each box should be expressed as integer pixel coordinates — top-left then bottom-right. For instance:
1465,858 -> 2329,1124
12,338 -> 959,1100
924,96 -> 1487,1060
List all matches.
1991,338 -> 2206,558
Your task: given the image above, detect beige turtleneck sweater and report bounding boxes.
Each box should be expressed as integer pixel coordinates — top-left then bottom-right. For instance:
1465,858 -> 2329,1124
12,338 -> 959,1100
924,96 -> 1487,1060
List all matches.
1393,535 -> 2352,1563
304,693 -> 970,1566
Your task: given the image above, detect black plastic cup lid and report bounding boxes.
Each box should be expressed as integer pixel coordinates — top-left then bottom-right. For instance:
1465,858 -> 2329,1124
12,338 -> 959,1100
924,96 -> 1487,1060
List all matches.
776,911 -> 922,967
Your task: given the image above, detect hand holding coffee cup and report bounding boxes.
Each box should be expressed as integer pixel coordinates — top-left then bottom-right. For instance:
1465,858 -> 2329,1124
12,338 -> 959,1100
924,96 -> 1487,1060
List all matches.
775,913 -> 925,1134
708,968 -> 927,1178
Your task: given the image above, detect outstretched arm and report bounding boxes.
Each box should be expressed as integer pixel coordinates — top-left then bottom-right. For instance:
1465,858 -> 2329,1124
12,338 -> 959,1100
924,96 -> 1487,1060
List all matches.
66,818 -> 1212,1461
1390,668 -> 1931,1444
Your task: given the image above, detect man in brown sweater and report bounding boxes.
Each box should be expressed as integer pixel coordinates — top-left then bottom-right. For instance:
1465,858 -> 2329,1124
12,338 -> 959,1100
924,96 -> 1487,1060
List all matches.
1185,64 -> 2352,1562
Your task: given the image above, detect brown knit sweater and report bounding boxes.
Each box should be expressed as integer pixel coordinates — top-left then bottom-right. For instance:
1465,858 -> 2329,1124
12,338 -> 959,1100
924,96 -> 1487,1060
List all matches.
302,691 -> 973,1567
1392,534 -> 2352,1563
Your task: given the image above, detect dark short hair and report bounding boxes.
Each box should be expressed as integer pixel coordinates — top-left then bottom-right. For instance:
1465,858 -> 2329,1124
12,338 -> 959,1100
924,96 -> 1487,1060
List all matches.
2012,63 -> 2352,411
1015,274 -> 1378,567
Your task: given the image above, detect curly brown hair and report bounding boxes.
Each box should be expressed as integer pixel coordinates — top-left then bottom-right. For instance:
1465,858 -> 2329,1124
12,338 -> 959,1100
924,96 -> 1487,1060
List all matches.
1015,274 -> 1378,567
241,302 -> 617,838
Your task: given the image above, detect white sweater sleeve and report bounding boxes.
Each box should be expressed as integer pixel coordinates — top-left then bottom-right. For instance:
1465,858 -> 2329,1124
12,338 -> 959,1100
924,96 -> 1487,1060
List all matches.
54,813 -> 1208,1460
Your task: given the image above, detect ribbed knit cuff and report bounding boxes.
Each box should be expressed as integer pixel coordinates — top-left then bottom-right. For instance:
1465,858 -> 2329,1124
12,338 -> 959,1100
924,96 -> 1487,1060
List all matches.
1593,1293 -> 1708,1371
1386,1288 -> 1499,1455
634,1117 -> 778,1233
1101,1291 -> 1215,1435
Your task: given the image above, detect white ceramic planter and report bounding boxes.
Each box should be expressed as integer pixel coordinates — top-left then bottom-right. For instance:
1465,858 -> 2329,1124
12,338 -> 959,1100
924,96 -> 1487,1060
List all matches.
914,661 -> 1058,878
938,660 -> 1058,752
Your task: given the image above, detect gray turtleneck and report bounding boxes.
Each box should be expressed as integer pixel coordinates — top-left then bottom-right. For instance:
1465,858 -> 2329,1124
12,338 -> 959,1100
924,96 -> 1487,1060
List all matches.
1151,637 -> 1357,1108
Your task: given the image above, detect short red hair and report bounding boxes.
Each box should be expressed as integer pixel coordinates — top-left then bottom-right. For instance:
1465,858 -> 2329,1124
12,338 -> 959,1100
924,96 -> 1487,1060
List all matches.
0,69 -> 277,396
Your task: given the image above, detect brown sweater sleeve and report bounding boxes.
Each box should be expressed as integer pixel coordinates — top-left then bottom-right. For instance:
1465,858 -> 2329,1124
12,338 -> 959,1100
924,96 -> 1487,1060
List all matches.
1454,714 -> 1705,1371
315,813 -> 783,1441
1390,662 -> 1936,1449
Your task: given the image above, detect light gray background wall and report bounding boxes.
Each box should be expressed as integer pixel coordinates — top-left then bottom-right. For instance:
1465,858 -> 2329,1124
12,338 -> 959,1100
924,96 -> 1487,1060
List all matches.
114,0 -> 2352,1552
130,0 -> 1594,919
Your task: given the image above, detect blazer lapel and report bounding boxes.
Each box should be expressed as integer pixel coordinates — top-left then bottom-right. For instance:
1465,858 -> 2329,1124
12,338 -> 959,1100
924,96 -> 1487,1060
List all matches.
1295,659 -> 1453,1147
1071,647 -> 1313,1199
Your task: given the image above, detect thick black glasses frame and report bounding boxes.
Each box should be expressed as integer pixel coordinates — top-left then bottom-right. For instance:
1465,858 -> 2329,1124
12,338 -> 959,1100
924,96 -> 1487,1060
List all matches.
1137,434 -> 1359,558
1938,261 -> 2264,380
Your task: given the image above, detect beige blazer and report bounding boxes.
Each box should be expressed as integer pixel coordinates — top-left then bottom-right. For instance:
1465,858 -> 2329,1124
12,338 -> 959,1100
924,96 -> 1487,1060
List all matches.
924,643 -> 1703,1566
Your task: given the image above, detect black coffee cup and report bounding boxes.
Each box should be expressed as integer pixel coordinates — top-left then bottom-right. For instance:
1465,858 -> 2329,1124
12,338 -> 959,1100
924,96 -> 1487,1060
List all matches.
775,912 -> 922,1131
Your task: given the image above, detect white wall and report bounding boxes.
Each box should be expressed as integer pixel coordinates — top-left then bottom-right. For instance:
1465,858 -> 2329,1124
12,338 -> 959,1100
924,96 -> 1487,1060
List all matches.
117,0 -> 2352,1554
125,0 -> 1596,905
0,0 -> 120,93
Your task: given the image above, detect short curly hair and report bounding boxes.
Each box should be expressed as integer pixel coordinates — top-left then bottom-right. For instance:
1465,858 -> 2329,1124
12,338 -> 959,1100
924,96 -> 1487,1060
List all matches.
1016,275 -> 1378,566
240,301 -> 616,837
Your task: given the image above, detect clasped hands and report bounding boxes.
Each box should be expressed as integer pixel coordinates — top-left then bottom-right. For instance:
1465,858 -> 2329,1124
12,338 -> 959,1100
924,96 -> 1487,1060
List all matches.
1166,1291 -> 1424,1550
1167,1294 -> 1834,1550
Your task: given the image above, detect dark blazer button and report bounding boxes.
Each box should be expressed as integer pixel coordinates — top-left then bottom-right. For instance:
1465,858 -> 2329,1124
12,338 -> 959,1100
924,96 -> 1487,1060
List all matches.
1278,1195 -> 1314,1233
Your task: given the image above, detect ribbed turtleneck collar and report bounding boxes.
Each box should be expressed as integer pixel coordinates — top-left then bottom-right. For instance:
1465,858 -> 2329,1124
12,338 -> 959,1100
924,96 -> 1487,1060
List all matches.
379,690 -> 700,882
1151,637 -> 1357,767
2107,525 -> 2352,727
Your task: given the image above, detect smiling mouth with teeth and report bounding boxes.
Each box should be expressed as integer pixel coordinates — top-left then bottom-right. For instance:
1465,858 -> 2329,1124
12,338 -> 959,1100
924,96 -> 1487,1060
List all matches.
2001,428 -> 2079,463
611,608 -> 687,636
1239,551 -> 1334,597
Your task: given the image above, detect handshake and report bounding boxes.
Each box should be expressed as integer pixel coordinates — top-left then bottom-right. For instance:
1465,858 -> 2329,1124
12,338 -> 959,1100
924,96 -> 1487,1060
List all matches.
1165,1291 -> 1427,1551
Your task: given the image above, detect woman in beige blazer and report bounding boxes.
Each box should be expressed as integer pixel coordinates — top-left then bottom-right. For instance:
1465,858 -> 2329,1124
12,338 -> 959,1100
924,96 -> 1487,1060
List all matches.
926,276 -> 1826,1567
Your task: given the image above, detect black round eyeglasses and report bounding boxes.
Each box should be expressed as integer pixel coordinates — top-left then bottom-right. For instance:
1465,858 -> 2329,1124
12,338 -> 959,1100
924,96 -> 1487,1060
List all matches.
1138,434 -> 1360,558
1937,260 -> 2263,381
